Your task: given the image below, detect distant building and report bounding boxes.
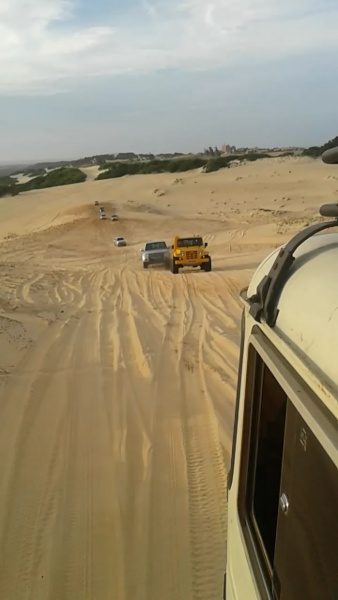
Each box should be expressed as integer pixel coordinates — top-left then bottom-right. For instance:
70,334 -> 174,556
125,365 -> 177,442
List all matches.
221,144 -> 236,155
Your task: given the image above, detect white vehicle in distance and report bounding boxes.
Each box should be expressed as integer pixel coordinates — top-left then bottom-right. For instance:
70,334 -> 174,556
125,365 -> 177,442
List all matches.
100,212 -> 107,220
111,214 -> 119,221
141,240 -> 171,269
114,236 -> 127,247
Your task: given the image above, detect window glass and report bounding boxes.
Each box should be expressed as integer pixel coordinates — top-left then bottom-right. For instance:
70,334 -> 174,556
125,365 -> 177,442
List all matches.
252,363 -> 287,566
146,242 -> 167,250
177,237 -> 203,247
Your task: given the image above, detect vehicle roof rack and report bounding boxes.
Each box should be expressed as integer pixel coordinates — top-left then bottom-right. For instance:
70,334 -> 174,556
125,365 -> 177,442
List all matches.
248,146 -> 338,327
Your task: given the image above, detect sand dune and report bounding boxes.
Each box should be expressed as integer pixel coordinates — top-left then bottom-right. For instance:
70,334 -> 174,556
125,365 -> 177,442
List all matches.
0,156 -> 336,599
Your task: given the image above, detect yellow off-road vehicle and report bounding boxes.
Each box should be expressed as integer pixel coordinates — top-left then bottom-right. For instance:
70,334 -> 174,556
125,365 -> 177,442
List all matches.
170,235 -> 211,274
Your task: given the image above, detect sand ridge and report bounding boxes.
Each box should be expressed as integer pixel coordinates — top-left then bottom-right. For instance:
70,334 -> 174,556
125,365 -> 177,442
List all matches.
0,156 -> 336,599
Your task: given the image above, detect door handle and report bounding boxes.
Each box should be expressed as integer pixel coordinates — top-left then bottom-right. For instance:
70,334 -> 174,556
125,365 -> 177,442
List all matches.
279,493 -> 289,514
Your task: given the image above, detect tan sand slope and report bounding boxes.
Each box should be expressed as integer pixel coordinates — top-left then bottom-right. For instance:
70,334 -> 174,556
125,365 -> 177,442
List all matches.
0,156 -> 336,600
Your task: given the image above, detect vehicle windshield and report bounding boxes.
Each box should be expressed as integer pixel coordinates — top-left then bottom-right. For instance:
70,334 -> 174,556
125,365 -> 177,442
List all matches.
116,237 -> 124,241
145,242 -> 167,250
177,237 -> 203,247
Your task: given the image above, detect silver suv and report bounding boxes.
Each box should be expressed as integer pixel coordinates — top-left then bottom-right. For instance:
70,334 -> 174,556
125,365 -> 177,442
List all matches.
141,241 -> 171,269
114,236 -> 127,247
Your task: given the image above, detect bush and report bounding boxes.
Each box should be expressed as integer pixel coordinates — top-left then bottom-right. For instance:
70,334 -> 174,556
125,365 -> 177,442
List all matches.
302,135 -> 338,158
204,157 -> 231,173
279,151 -> 294,158
95,151 -> 285,181
96,157 -> 208,179
23,168 -> 46,177
0,183 -> 19,198
204,153 -> 270,173
18,167 -> 86,192
0,175 -> 18,186
244,152 -> 270,161
0,168 -> 86,196
98,163 -> 110,171
0,185 -> 10,197
168,157 -> 206,172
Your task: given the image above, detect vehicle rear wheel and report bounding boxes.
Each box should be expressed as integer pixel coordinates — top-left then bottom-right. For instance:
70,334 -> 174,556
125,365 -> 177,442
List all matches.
143,262 -> 148,269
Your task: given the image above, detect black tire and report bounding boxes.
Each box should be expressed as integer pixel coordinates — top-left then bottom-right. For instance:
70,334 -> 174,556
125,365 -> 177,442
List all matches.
143,262 -> 148,269
171,259 -> 179,274
203,257 -> 212,272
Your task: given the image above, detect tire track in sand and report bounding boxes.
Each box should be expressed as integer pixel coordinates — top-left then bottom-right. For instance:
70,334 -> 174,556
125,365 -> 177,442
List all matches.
0,264 -> 234,600
145,274 -> 193,600
173,274 -> 228,600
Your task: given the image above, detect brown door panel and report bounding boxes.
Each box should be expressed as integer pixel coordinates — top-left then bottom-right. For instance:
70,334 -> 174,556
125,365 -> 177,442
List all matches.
273,402 -> 338,600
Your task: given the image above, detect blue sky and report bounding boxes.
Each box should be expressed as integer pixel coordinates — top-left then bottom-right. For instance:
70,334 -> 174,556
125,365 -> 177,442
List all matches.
1,0 -> 338,162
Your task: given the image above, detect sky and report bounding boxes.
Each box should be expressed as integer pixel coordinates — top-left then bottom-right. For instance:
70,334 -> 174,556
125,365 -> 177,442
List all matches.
0,0 -> 338,162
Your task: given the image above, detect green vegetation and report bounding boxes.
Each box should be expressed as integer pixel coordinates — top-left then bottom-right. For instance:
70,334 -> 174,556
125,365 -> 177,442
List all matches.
0,175 -> 19,197
18,167 -> 86,192
0,184 -> 19,198
244,152 -> 271,161
97,162 -> 140,177
0,167 -> 86,198
96,157 -> 207,179
277,151 -> 295,158
302,135 -> 338,158
204,157 -> 232,173
0,175 -> 18,186
0,147 -> 298,198
23,168 -> 46,177
96,153 -> 273,180
204,152 -> 271,173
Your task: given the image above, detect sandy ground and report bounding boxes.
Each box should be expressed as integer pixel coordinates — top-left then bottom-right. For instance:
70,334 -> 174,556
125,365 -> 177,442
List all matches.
0,156 -> 336,600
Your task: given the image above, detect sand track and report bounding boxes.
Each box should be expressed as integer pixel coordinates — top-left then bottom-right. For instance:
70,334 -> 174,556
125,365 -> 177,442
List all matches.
0,157 -> 333,599
0,260 -> 238,600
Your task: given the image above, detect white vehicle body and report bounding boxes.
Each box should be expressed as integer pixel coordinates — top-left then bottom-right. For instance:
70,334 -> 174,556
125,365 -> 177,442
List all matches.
114,236 -> 126,247
226,212 -> 338,599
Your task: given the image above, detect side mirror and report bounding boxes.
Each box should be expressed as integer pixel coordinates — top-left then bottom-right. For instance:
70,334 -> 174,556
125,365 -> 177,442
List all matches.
204,242 -> 208,248
140,249 -> 144,253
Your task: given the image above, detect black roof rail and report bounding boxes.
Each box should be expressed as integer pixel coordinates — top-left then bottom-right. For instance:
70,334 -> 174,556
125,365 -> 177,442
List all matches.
248,146 -> 338,326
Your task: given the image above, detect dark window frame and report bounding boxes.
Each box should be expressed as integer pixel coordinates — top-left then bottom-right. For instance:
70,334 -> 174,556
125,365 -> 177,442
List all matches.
227,308 -> 245,491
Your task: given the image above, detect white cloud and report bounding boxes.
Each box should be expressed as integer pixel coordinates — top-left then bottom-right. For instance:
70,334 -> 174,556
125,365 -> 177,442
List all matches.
142,0 -> 157,18
0,0 -> 338,94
